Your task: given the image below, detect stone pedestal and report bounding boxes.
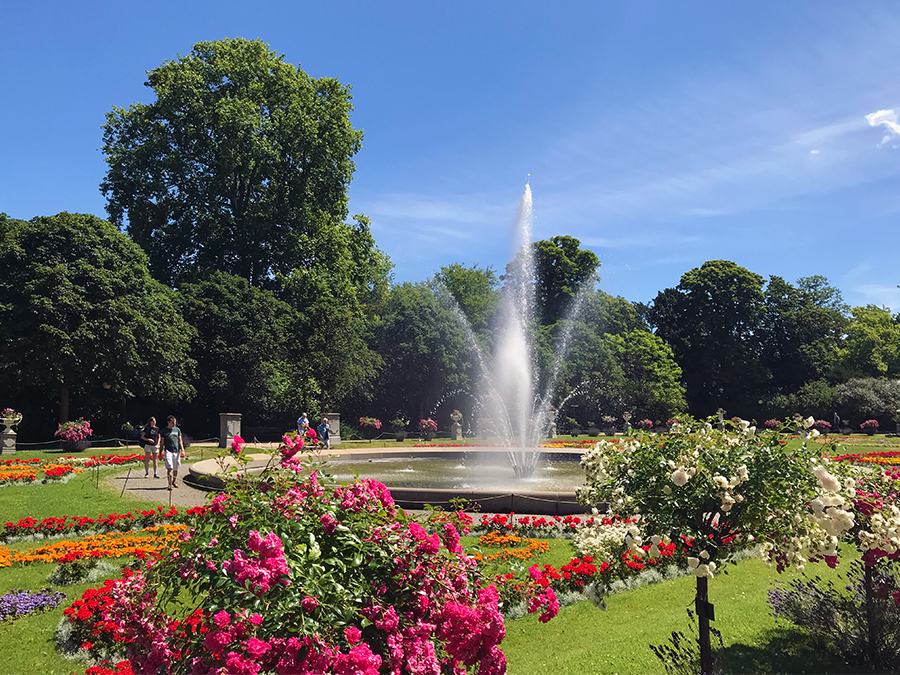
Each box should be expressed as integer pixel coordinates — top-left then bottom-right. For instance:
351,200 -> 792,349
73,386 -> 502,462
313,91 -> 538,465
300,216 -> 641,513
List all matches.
1,428 -> 16,454
450,421 -> 462,440
325,412 -> 341,446
219,413 -> 242,449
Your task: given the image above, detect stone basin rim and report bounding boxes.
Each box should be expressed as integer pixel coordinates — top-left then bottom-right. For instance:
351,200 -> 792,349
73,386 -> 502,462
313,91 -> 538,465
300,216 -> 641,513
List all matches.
188,451 -> 591,515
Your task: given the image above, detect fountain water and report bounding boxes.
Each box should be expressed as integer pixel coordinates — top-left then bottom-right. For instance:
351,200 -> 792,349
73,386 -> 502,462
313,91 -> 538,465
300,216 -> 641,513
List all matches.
442,183 -> 592,477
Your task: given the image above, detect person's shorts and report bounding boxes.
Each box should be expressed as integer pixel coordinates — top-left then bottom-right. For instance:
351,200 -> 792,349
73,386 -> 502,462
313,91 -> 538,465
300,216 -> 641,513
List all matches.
164,451 -> 181,470
143,444 -> 157,455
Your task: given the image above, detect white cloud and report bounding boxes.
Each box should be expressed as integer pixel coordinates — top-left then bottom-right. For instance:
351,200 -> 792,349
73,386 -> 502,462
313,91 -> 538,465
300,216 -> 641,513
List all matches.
853,283 -> 900,311
810,149 -> 820,154
865,109 -> 900,146
580,234 -> 703,249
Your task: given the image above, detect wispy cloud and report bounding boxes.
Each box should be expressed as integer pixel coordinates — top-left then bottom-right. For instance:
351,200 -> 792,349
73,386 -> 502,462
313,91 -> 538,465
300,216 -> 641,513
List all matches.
581,234 -> 703,249
865,109 -> 900,146
365,193 -> 497,224
853,283 -> 900,311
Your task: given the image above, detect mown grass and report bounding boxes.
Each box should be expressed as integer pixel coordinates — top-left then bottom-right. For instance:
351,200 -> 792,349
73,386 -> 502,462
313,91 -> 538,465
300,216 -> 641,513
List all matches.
0,563 -> 112,675
0,442 -> 891,674
504,556 -> 855,675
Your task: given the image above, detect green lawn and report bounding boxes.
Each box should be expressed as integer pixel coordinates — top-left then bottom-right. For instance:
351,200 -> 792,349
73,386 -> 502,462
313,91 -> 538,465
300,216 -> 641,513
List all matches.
0,563 -> 106,675
0,442 -> 892,674
503,556 -> 855,675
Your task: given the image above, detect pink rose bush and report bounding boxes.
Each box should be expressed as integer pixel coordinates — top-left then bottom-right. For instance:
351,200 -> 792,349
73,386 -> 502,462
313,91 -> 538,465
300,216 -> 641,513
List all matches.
69,448 -> 548,673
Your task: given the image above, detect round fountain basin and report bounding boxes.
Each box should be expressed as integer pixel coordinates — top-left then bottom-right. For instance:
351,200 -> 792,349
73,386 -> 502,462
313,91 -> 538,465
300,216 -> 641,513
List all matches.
188,448 -> 591,515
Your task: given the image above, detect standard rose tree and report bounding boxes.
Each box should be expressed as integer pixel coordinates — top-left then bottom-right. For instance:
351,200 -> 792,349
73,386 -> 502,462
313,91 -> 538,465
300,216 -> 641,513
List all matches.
577,415 -> 857,673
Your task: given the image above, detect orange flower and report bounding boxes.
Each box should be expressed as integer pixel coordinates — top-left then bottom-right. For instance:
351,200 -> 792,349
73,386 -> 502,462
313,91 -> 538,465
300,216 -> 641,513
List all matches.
475,531 -> 549,563
9,524 -> 186,565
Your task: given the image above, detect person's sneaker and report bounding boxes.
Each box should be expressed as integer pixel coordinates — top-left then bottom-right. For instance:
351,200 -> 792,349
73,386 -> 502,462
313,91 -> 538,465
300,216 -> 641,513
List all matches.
154,474 -> 159,479
145,473 -> 149,478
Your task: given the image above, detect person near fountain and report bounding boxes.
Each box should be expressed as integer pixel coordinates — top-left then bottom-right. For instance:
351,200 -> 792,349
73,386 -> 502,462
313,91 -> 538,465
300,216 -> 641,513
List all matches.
297,412 -> 310,434
140,416 -> 160,478
160,415 -> 185,491
317,417 -> 331,449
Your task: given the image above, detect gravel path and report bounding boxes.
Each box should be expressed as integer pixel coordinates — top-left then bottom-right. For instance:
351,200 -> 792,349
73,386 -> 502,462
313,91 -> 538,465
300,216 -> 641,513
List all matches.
103,463 -> 211,509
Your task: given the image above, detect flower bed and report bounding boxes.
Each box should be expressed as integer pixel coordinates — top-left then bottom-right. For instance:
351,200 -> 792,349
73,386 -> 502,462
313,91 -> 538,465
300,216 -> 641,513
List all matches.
0,588 -> 67,621
1,505 -> 206,543
473,532 -> 550,563
59,443 -> 560,674
832,450 -> 900,466
471,512 -> 628,538
0,524 -> 184,567
539,439 -> 600,449
0,463 -> 84,485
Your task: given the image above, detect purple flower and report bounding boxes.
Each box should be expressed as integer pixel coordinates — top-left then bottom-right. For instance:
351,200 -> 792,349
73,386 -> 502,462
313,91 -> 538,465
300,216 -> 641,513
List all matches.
0,588 -> 67,621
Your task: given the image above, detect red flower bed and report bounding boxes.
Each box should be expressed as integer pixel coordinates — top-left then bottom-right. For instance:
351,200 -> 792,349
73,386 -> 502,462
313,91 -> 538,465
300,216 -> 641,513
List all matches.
472,512 -> 637,537
1,505 -> 208,542
832,450 -> 900,466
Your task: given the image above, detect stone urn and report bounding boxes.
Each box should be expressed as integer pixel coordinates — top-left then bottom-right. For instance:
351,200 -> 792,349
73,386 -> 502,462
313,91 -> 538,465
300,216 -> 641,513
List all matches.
449,410 -> 463,441
0,413 -> 21,454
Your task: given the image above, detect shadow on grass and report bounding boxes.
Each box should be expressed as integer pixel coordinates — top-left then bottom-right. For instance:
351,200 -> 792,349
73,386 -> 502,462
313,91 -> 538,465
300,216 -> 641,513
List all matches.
718,627 -> 859,674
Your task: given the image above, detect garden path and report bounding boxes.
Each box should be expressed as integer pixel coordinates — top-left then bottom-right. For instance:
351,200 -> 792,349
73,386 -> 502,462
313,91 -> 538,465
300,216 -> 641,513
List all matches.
103,466 -> 208,508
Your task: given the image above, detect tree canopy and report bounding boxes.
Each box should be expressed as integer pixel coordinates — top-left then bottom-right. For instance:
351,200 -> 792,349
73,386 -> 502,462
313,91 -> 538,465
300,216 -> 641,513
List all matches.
369,282 -> 474,422
0,212 -> 194,426
432,263 -> 499,337
178,271 -> 317,430
101,37 -> 363,288
647,260 -> 766,416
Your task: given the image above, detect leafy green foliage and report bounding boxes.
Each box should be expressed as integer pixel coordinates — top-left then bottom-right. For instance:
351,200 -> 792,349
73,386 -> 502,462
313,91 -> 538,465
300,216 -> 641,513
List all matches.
178,271 -> 316,430
101,37 -> 362,289
759,275 -> 847,396
836,305 -> 900,378
0,212 -> 193,427
834,377 -> 900,426
647,260 -> 767,416
433,263 -> 499,338
369,282 -> 474,421
279,215 -> 392,410
504,236 -> 599,326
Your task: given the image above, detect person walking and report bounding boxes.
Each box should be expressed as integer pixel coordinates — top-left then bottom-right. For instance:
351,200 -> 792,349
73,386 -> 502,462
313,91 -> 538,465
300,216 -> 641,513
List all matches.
160,415 -> 186,491
317,416 -> 331,449
140,417 -> 161,478
297,413 -> 310,434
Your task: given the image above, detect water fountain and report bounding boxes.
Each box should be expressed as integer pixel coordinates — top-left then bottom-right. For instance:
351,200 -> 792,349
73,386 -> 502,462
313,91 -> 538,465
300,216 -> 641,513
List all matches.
189,182 -> 597,514
445,183 -> 588,478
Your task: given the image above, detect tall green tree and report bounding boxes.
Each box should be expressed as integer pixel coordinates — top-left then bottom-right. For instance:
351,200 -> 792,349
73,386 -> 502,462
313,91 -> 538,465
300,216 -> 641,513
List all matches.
759,275 -> 847,396
0,213 -> 194,426
432,263 -> 499,336
504,236 -> 600,325
369,283 -> 473,421
837,306 -> 900,378
179,272 -> 316,431
279,215 -> 392,411
604,329 -> 686,422
101,37 -> 362,288
647,260 -> 766,416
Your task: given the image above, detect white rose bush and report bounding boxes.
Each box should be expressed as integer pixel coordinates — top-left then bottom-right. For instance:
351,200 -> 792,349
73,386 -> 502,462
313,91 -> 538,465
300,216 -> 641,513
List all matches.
577,414 -> 857,673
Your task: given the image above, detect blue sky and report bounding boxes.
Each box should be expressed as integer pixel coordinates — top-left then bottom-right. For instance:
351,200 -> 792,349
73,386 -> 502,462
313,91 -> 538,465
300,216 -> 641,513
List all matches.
3,1 -> 900,309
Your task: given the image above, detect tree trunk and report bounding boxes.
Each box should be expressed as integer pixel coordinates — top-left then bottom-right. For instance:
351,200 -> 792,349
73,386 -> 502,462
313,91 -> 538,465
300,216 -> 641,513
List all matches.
865,563 -> 877,667
696,576 -> 713,675
59,386 -> 69,424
